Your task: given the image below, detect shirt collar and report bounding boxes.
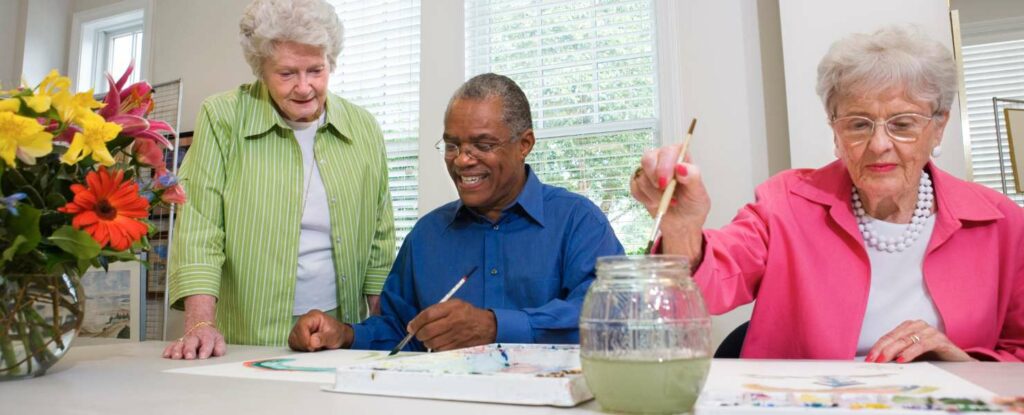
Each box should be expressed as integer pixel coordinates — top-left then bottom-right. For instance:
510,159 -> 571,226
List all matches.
239,81 -> 352,143
450,164 -> 546,226
790,159 -> 1003,223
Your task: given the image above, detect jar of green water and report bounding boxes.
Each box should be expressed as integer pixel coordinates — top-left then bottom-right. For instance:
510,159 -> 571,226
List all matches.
580,255 -> 712,414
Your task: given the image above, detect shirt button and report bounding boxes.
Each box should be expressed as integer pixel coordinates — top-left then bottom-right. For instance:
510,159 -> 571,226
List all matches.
319,159 -> 326,164
331,197 -> 337,204
492,225 -> 499,230
490,268 -> 498,275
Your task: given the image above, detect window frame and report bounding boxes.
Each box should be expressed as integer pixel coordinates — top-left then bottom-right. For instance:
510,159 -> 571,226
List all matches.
69,0 -> 153,93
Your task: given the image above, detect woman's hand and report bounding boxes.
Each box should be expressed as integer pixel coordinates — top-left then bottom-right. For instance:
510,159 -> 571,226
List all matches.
162,294 -> 227,360
162,321 -> 227,360
630,143 -> 711,259
866,320 -> 975,363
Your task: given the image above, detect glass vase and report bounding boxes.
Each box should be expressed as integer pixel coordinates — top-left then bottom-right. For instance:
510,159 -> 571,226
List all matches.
579,255 -> 712,414
0,271 -> 84,380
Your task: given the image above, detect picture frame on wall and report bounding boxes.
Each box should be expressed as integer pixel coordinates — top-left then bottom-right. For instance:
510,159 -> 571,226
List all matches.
1004,108 -> 1024,194
78,261 -> 142,341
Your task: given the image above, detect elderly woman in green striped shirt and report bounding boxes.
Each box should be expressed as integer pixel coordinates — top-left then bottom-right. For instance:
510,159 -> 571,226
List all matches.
163,0 -> 395,359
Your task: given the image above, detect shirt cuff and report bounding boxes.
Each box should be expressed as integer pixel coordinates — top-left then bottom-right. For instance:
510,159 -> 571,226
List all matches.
167,264 -> 222,310
349,322 -> 374,350
362,269 -> 389,295
492,308 -> 532,343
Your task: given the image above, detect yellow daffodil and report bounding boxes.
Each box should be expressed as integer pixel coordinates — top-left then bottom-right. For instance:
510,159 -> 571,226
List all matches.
24,70 -> 71,113
54,90 -> 104,125
60,113 -> 121,166
0,111 -> 54,167
0,98 -> 20,112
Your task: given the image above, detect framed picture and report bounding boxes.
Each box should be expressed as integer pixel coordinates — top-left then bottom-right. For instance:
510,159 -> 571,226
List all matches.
79,261 -> 142,341
1004,108 -> 1024,194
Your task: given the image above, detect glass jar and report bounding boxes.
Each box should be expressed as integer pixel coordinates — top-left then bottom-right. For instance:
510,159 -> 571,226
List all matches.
580,255 -> 712,414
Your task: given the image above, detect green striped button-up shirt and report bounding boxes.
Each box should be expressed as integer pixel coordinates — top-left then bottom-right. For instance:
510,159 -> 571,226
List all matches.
167,81 -> 396,346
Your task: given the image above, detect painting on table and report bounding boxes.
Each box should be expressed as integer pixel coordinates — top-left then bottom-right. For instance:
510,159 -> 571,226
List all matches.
695,360 -> 1002,414
78,261 -> 141,341
324,343 -> 591,407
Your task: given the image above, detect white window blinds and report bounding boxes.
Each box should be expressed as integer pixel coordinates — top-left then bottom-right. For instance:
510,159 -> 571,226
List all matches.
963,38 -> 1024,206
465,0 -> 658,252
328,0 -> 422,246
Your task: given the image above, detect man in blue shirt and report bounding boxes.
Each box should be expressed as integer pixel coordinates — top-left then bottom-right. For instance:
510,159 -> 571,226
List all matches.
288,73 -> 624,352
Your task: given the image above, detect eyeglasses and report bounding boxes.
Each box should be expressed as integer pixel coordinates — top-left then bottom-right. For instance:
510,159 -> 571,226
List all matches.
435,138 -> 515,160
830,113 -> 936,145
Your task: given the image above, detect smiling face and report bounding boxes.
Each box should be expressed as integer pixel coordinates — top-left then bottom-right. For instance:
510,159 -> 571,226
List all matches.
833,86 -> 947,206
261,41 -> 329,122
443,97 -> 534,221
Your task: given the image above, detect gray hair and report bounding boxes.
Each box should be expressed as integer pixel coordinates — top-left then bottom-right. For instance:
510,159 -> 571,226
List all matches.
816,25 -> 957,117
446,73 -> 533,138
239,0 -> 344,77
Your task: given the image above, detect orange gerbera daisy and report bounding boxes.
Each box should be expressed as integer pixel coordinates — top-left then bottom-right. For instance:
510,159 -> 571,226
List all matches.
58,166 -> 150,251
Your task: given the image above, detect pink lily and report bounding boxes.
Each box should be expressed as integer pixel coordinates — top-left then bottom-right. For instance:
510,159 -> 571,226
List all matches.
98,61 -> 174,149
132,138 -> 167,176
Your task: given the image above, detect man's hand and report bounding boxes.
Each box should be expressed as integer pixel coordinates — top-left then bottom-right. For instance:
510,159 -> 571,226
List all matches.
407,299 -> 496,351
289,309 -> 353,352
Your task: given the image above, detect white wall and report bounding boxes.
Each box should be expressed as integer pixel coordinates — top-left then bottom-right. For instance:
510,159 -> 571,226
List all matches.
21,0 -> 73,84
148,0 -> 251,133
779,0 -> 967,178
0,1 -> 24,88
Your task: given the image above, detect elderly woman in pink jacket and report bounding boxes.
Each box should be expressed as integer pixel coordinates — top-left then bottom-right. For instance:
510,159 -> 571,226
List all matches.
632,26 -> 1023,362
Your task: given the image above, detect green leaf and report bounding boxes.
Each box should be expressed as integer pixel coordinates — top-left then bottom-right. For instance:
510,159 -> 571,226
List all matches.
44,192 -> 67,210
43,250 -> 75,273
1,235 -> 27,267
7,204 -> 41,254
100,249 -> 138,262
48,226 -> 101,260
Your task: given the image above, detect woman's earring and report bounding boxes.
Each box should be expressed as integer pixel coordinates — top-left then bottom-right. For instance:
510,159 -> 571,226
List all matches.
931,146 -> 942,158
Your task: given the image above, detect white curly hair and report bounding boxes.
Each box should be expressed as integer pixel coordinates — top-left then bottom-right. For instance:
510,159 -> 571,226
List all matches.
816,25 -> 957,118
238,0 -> 344,77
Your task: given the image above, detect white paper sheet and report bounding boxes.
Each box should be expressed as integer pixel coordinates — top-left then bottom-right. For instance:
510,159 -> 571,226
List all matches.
165,349 -> 390,384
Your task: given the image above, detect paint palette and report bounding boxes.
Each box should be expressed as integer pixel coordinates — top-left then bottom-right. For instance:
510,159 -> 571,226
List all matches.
323,343 -> 592,407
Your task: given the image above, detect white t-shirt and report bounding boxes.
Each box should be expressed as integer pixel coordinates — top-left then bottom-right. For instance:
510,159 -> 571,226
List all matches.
285,114 -> 338,315
856,214 -> 942,357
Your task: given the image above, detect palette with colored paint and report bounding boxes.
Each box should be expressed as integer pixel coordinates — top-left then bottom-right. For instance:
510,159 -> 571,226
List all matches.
324,343 -> 592,407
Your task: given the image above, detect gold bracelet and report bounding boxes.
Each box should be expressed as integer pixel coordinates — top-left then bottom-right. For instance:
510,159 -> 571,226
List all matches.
180,320 -> 215,340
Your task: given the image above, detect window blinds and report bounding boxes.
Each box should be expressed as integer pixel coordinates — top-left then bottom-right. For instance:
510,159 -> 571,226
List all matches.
465,0 -> 659,252
328,0 -> 422,247
963,38 -> 1024,206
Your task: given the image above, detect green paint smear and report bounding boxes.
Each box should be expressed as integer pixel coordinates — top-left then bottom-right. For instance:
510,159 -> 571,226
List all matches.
582,356 -> 710,414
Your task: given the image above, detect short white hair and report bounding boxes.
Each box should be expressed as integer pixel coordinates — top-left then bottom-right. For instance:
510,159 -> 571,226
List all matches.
816,25 -> 957,117
239,0 -> 343,77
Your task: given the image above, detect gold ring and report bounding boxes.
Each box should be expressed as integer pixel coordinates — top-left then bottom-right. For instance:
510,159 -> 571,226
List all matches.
176,337 -> 184,343
909,334 -> 921,345
632,167 -> 644,180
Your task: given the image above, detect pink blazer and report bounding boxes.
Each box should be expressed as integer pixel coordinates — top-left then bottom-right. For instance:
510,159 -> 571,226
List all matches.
694,160 -> 1024,361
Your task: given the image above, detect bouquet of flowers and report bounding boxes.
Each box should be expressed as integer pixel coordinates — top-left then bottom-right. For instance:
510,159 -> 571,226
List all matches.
0,63 -> 183,378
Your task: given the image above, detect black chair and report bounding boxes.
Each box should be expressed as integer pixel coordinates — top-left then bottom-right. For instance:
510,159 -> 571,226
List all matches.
714,321 -> 749,358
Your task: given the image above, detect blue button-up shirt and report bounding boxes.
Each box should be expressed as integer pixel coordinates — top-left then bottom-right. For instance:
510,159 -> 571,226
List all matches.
350,165 -> 624,350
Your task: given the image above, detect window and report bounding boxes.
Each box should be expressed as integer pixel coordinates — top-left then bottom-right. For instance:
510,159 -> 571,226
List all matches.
328,0 -> 421,247
962,23 -> 1024,207
71,4 -> 147,94
100,24 -> 144,91
465,0 -> 658,252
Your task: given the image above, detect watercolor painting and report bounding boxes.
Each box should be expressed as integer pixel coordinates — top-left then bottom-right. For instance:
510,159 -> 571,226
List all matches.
78,262 -> 140,340
325,343 -> 592,407
167,349 -> 387,384
696,360 -> 1001,414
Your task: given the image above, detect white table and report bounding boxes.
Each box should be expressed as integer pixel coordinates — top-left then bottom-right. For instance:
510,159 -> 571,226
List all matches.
1,340 -> 1021,414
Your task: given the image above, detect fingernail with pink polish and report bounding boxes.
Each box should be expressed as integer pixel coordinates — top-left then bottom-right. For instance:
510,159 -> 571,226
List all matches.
896,356 -> 905,363
670,198 -> 678,206
676,164 -> 688,177
658,176 -> 667,189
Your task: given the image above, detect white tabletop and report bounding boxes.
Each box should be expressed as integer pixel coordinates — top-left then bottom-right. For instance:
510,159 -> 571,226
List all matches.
1,340 -> 1021,414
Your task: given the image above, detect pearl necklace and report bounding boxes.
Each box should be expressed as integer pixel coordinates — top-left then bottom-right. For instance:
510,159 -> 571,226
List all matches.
852,171 -> 934,253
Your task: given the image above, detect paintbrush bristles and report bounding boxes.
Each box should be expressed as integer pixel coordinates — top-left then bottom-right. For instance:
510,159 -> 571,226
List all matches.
644,118 -> 697,254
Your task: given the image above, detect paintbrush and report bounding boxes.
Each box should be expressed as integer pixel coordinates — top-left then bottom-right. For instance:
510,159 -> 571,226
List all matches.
644,118 -> 697,254
388,266 -> 478,356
